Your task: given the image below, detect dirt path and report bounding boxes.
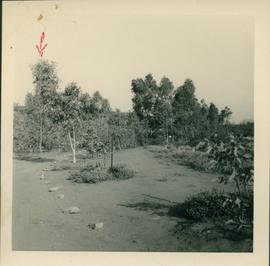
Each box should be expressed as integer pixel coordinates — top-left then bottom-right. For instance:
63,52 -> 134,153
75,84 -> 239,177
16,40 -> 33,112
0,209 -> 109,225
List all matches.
13,147 -> 225,251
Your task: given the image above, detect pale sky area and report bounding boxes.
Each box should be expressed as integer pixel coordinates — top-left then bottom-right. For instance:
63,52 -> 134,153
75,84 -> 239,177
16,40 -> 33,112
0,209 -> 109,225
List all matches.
7,1 -> 254,123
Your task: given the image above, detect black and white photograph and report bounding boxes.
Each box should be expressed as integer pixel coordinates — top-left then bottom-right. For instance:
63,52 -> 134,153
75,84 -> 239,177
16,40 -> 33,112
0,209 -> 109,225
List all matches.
1,1 -> 270,265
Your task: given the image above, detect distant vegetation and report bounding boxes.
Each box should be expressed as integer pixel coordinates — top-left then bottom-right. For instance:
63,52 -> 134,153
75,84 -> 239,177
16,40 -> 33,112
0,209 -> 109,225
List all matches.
13,59 -> 253,156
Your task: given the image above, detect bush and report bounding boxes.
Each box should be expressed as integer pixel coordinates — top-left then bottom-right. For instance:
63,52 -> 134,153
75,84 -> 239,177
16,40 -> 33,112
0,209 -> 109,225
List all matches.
169,190 -> 253,223
68,163 -> 135,183
108,164 -> 136,180
68,163 -> 107,183
172,150 -> 209,172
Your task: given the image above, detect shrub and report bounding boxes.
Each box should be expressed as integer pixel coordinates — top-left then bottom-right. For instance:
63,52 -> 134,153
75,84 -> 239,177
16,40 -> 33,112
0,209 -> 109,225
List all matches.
69,170 -> 110,183
171,150 -> 210,172
108,164 -> 136,180
169,190 -> 253,224
208,134 -> 254,195
68,163 -> 135,183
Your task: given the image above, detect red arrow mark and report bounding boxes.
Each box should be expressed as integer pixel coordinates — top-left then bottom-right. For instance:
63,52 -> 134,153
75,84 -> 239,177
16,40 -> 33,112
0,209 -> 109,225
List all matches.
36,32 -> 48,57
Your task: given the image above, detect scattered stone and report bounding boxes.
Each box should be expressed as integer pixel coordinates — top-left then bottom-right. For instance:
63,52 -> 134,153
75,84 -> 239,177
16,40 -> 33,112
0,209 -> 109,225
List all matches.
56,194 -> 64,199
63,206 -> 80,214
49,186 -> 63,192
88,222 -> 104,230
40,173 -> 46,180
43,167 -> 49,171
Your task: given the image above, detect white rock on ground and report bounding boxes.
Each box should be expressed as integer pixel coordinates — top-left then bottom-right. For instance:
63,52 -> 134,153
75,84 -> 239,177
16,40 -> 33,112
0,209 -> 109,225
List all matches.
48,186 -> 63,192
40,174 -> 46,180
62,206 -> 80,214
88,222 -> 104,230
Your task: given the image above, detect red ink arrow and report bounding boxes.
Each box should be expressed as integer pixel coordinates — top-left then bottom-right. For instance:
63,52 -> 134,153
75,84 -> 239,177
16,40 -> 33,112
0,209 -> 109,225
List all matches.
36,32 -> 48,57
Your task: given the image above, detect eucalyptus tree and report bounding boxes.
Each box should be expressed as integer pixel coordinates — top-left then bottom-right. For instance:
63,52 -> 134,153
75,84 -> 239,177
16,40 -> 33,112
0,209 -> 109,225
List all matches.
172,79 -> 198,142
31,60 -> 59,152
61,82 -> 82,163
131,74 -> 174,143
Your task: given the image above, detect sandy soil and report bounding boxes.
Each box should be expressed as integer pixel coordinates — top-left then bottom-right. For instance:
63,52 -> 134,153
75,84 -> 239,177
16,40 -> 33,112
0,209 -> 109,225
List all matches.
13,147 -> 245,251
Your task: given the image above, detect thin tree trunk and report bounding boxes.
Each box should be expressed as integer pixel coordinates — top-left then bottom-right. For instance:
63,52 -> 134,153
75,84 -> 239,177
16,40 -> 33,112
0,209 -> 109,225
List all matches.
72,124 -> 76,163
39,115 -> 43,153
166,124 -> 169,148
110,134 -> 114,168
103,147 -> 106,168
57,125 -> 61,152
68,128 -> 76,164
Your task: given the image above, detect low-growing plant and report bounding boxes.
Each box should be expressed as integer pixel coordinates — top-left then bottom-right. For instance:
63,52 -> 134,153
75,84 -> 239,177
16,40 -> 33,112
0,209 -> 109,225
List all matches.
108,164 -> 136,180
173,150 -> 209,172
208,134 -> 254,195
68,163 -> 135,183
169,189 -> 253,225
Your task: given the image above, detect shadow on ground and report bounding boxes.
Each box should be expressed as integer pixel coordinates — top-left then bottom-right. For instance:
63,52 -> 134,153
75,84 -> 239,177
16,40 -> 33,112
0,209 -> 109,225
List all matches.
14,154 -> 55,163
119,195 -> 253,252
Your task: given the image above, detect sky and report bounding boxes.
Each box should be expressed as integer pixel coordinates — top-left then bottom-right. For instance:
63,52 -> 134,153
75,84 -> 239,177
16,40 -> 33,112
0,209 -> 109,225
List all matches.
6,1 -> 254,123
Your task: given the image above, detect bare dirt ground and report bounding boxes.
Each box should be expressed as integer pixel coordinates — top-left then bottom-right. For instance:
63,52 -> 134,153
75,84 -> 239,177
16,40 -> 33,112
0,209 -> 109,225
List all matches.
13,147 -> 250,251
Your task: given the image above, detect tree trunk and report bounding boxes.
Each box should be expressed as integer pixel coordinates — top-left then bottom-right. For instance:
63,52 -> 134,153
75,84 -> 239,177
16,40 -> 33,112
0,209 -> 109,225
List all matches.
68,127 -> 76,164
57,125 -> 61,152
110,134 -> 114,168
39,116 -> 43,153
166,125 -> 169,148
103,147 -> 106,168
72,124 -> 76,163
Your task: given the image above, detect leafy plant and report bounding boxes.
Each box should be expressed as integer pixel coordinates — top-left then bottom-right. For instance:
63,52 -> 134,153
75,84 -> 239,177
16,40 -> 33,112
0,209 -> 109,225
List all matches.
108,164 -> 136,180
169,190 -> 253,224
68,163 -> 135,184
208,134 -> 254,195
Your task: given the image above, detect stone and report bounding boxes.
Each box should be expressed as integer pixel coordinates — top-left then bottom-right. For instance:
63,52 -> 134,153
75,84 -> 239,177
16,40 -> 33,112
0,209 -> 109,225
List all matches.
63,206 -> 80,214
88,222 -> 104,230
49,186 -> 63,192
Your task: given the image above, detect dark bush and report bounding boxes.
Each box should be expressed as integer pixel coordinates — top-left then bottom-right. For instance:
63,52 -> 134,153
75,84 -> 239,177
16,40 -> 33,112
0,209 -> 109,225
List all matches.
68,163 -> 135,183
108,164 -> 136,180
169,190 -> 253,223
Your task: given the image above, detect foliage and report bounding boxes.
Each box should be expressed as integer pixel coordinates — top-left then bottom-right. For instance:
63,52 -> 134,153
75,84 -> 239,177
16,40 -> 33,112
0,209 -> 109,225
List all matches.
205,134 -> 253,228
169,189 -> 253,224
108,164 -> 136,180
208,134 -> 254,195
68,163 -> 135,183
68,163 -> 110,183
148,145 -> 210,172
131,74 -> 174,143
31,60 -> 59,152
131,74 -> 233,146
227,121 -> 254,138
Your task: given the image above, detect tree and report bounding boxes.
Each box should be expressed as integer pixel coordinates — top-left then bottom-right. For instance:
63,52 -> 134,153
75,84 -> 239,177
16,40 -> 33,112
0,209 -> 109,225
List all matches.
131,74 -> 174,143
31,60 -> 59,152
219,106 -> 232,125
207,102 -> 219,126
155,77 -> 174,146
61,82 -> 82,163
131,74 -> 158,136
172,79 -> 198,142
13,103 -> 40,152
